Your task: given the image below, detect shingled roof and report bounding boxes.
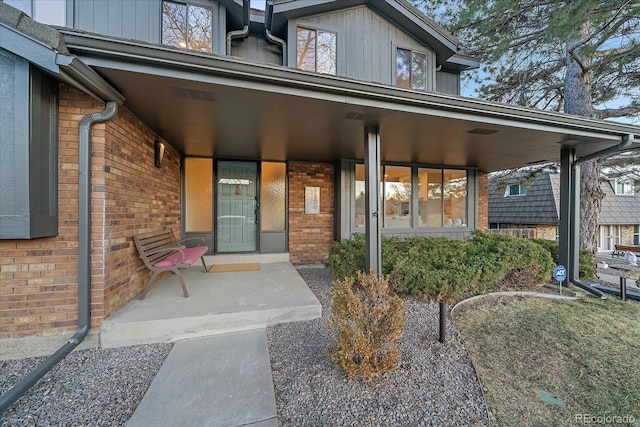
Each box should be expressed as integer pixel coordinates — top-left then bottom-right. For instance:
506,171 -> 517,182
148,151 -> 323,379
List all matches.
488,172 -> 640,226
488,172 -> 559,225
600,180 -> 640,225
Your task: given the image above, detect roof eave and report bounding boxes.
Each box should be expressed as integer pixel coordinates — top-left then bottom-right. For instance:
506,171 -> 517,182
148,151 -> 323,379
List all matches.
60,30 -> 640,146
0,7 -> 124,104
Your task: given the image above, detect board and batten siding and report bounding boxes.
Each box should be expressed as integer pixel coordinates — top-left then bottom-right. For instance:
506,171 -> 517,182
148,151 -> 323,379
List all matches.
288,5 -> 436,90
231,35 -> 282,65
436,71 -> 459,95
70,0 -> 227,55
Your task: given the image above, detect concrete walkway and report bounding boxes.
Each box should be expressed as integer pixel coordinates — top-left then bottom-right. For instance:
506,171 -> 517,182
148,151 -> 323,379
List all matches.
597,272 -> 638,288
127,329 -> 277,427
116,256 -> 320,426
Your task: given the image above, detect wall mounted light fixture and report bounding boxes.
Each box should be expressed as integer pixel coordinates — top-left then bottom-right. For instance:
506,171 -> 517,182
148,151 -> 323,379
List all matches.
154,140 -> 165,168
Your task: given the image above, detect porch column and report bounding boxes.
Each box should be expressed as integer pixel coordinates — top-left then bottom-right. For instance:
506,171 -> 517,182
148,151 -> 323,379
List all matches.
364,126 -> 382,276
559,146 -> 579,280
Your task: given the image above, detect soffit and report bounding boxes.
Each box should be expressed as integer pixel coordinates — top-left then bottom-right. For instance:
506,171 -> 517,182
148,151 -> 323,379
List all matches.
61,32 -> 640,173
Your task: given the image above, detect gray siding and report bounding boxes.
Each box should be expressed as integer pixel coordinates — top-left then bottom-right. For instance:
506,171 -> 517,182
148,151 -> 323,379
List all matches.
1,49 -> 58,239
436,71 -> 459,95
288,6 -> 436,89
599,180 -> 640,225
231,35 -> 282,65
73,0 -> 160,43
70,0 -> 227,55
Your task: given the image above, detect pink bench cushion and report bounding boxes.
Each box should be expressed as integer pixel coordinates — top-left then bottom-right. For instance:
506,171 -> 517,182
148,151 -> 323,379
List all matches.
154,246 -> 208,268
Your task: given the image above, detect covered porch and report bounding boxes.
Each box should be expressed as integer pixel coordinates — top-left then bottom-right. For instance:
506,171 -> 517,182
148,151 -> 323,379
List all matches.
100,254 -> 322,348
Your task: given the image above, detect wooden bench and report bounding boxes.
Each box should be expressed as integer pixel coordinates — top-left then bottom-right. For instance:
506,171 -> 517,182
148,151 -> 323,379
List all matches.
133,230 -> 208,299
612,245 -> 640,258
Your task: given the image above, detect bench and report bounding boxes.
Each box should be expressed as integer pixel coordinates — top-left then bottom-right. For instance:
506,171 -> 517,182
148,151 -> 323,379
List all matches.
133,230 -> 208,299
612,245 -> 640,258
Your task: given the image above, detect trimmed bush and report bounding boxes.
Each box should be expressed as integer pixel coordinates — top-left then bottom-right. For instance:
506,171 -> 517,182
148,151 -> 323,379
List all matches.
326,271 -> 406,379
324,233 -> 365,278
531,239 -> 596,280
390,237 -> 480,302
325,231 -> 556,302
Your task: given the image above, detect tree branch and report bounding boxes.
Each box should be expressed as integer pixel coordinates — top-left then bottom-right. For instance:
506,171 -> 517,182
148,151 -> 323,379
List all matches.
594,107 -> 640,119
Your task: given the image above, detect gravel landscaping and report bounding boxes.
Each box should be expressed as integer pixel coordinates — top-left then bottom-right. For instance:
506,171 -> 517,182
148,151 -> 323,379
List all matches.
0,344 -> 171,426
2,267 -> 490,426
267,268 -> 490,426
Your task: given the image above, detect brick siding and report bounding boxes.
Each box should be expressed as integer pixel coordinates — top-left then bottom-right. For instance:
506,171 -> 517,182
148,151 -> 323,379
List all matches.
288,162 -> 335,265
0,86 -> 181,339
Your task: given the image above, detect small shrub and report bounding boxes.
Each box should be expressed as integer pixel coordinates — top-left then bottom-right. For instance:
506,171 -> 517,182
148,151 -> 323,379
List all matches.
326,271 -> 406,379
531,239 -> 596,280
579,251 -> 596,280
324,233 -> 365,278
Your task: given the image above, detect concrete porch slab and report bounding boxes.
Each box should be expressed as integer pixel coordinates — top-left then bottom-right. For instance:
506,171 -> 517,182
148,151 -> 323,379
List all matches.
100,261 -> 321,348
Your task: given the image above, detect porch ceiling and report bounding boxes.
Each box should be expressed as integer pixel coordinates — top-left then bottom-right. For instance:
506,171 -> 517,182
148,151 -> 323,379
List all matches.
63,32 -> 640,172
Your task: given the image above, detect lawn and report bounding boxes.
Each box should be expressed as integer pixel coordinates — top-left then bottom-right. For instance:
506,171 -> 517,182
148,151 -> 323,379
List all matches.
452,296 -> 640,426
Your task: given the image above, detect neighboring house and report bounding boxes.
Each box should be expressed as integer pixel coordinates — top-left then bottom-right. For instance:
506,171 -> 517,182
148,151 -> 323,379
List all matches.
488,172 -> 640,250
1,0 -> 638,347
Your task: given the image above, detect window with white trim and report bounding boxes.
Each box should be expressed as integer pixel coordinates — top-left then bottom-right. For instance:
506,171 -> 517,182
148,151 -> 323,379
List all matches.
162,1 -> 212,52
504,184 -> 527,196
614,179 -> 634,195
296,27 -> 337,75
396,48 -> 427,90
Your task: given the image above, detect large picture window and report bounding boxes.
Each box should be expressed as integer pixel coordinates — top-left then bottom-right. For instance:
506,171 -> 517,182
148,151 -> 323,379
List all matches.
396,48 -> 427,90
353,164 -> 468,230
162,1 -> 212,52
296,27 -> 337,75
383,166 -> 412,228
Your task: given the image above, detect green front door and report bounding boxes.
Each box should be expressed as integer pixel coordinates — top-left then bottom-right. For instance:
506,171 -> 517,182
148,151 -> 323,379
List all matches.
216,161 -> 258,252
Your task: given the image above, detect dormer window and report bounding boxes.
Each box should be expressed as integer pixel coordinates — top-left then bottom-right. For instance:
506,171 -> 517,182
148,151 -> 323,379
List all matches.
162,1 -> 212,53
615,179 -> 634,195
296,27 -> 337,75
396,48 -> 427,90
504,184 -> 527,197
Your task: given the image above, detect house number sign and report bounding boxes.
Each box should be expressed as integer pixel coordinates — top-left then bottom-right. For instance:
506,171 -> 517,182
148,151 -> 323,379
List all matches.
305,187 -> 320,214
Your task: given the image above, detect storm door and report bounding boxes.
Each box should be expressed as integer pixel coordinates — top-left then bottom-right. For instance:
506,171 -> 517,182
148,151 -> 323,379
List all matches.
216,161 -> 258,252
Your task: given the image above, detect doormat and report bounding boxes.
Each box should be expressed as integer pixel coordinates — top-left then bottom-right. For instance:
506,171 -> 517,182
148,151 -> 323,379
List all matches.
208,263 -> 261,273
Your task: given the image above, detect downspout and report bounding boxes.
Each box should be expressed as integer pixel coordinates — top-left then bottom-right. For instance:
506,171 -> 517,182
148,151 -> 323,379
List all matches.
0,102 -> 118,413
226,0 -> 250,56
569,134 -> 634,297
265,0 -> 287,66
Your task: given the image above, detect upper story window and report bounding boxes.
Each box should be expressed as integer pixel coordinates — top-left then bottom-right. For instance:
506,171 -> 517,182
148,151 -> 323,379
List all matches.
504,184 -> 527,196
162,1 -> 212,52
614,179 -> 634,195
296,27 -> 337,75
396,48 -> 427,90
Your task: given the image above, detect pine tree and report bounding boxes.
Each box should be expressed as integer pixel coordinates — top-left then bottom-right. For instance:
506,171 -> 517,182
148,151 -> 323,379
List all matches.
413,0 -> 640,253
